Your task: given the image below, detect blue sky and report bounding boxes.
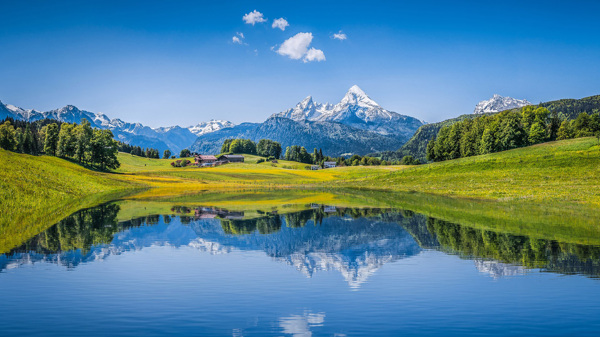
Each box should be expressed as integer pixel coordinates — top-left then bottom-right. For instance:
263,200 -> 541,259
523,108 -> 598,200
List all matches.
1,0 -> 600,127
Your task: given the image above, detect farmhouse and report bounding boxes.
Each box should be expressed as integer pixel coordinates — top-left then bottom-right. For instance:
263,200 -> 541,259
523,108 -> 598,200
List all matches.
324,161 -> 337,169
217,154 -> 245,163
195,155 -> 217,166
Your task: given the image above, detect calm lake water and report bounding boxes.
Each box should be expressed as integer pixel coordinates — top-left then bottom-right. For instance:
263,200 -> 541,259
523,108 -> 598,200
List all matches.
2,201 -> 600,336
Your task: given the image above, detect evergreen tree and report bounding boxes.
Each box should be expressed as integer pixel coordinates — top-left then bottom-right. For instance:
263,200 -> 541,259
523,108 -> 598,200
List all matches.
57,123 -> 76,158
15,128 -> 24,153
498,111 -> 525,151
480,127 -> 496,154
528,122 -> 547,145
556,120 -> 574,140
433,126 -> 450,161
44,123 -> 59,156
426,138 -> 436,161
0,121 -> 17,151
75,119 -> 93,163
163,150 -> 171,159
221,139 -> 233,153
180,149 -> 191,158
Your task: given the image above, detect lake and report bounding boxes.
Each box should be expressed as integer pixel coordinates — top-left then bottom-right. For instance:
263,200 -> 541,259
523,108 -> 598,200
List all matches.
1,191 -> 600,336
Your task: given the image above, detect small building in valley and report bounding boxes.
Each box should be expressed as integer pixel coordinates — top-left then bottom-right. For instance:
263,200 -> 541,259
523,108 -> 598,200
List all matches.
217,154 -> 245,163
195,155 -> 217,166
311,165 -> 320,170
323,161 -> 337,169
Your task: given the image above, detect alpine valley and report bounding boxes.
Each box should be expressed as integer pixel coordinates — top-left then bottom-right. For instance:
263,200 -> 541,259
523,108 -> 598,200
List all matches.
191,85 -> 424,156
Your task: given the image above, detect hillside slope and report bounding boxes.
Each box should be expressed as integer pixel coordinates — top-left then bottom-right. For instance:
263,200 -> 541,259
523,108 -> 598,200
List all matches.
191,117 -> 407,156
0,150 -> 138,252
384,94 -> 600,161
350,137 -> 600,205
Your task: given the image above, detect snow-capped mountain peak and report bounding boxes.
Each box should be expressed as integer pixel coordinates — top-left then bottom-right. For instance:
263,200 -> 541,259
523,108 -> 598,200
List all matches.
474,94 -> 531,114
340,85 -> 377,107
0,100 -> 234,154
271,85 -> 423,137
187,119 -> 235,136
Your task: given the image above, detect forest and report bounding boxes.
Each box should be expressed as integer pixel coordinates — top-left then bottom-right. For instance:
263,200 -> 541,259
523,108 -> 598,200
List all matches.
426,106 -> 600,162
0,118 -> 120,170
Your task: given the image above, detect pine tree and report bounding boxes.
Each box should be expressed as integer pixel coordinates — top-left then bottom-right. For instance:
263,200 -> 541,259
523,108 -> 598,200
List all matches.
0,121 -> 17,151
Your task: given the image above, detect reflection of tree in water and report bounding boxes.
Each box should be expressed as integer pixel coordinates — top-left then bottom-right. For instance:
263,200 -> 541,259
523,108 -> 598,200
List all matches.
11,204 -> 123,254
5,202 -> 600,279
426,217 -> 600,277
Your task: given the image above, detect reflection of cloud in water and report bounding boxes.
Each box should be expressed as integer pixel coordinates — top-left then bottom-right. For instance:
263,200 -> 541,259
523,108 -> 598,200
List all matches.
279,311 -> 326,337
474,260 -> 526,279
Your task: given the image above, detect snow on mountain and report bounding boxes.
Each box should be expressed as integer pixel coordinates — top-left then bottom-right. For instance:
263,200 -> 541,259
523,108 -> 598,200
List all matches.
187,120 -> 235,136
0,100 -> 233,154
473,94 -> 531,114
272,85 -> 423,137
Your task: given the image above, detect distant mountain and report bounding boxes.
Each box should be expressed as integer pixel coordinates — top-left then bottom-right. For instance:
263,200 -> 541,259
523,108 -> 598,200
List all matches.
376,94 -> 600,162
473,94 -> 531,114
191,117 -> 408,157
192,86 -> 423,156
273,85 -> 424,138
0,101 -> 234,154
187,120 -> 235,136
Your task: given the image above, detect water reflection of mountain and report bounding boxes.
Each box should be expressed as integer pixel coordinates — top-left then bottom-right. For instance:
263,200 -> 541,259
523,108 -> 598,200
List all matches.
2,203 -> 600,282
193,210 -> 423,288
0,206 -> 427,287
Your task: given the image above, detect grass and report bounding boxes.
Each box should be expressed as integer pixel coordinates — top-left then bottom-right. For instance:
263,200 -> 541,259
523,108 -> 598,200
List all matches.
340,137 -> 600,205
0,149 -> 143,252
3,138 -> 600,252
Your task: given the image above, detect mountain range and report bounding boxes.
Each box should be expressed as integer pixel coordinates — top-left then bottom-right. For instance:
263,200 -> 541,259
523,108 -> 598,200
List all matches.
0,101 -> 234,154
1,89 -> 544,158
191,85 -> 424,156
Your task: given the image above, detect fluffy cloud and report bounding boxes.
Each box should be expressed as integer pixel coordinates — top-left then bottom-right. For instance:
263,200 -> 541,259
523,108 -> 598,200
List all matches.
332,31 -> 347,40
232,32 -> 245,44
276,32 -> 326,63
303,48 -> 326,63
243,10 -> 267,25
272,18 -> 289,31
276,32 -> 313,60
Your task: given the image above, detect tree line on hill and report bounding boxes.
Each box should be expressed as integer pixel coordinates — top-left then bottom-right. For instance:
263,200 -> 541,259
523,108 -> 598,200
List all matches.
0,118 -> 120,170
219,138 -> 420,167
426,106 -> 600,162
220,138 -> 283,159
117,142 -> 163,159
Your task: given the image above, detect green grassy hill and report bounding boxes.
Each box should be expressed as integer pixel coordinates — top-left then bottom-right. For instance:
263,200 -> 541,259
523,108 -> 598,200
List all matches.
0,149 -> 141,252
384,94 -> 600,161
348,137 -> 600,205
3,139 -> 600,252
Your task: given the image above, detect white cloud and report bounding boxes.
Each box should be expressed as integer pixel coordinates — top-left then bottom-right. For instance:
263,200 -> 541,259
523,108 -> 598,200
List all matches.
243,10 -> 267,25
332,31 -> 347,40
272,18 -> 289,31
276,32 -> 313,60
303,47 -> 326,63
232,32 -> 245,45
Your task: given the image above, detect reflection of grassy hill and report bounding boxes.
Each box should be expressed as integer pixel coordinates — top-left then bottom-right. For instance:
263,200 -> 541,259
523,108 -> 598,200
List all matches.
3,137 -> 600,252
0,149 -> 138,252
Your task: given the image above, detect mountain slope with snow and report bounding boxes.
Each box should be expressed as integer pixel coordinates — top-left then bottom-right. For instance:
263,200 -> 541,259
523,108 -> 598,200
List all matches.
188,120 -> 235,136
474,94 -> 531,114
273,85 -> 424,138
0,100 -> 234,154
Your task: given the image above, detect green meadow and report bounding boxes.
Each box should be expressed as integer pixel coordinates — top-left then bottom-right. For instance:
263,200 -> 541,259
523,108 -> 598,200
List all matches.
2,137 -> 600,253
